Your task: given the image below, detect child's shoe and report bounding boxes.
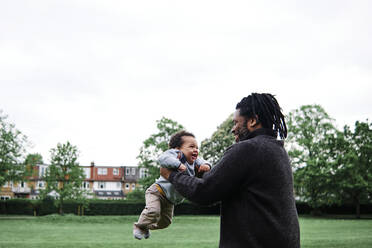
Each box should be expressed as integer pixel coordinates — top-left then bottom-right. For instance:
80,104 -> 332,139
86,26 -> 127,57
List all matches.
143,229 -> 150,239
133,224 -> 150,240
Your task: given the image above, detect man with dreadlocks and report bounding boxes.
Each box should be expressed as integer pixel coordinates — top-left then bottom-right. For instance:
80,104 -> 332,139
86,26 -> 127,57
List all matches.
160,93 -> 300,248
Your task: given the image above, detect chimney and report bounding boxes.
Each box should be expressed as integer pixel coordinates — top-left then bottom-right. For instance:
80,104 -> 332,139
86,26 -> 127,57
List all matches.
91,161 -> 95,179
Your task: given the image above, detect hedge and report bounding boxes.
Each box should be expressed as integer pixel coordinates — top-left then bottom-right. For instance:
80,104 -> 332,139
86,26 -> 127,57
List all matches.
0,199 -> 371,216
83,201 -> 145,215
1,199 -> 34,215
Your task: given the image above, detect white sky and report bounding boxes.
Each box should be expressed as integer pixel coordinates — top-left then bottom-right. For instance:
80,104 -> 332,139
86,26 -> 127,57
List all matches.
1,0 -> 371,166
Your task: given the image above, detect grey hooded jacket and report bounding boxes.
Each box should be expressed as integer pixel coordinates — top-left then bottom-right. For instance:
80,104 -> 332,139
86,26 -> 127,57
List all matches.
155,149 -> 211,204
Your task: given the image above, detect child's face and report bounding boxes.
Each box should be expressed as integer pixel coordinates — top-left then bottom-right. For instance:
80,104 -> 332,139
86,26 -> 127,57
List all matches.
178,136 -> 199,164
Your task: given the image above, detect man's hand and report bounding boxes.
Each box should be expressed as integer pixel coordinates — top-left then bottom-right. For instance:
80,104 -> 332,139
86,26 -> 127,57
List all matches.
160,167 -> 173,180
198,164 -> 211,173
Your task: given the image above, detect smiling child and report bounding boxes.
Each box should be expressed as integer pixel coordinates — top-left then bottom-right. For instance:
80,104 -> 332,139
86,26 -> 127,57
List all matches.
133,130 -> 211,240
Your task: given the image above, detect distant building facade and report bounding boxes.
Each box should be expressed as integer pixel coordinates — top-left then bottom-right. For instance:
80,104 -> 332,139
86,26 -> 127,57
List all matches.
0,162 -> 147,200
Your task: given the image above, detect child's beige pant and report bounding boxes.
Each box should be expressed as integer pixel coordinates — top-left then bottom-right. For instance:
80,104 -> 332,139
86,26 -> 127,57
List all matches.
134,183 -> 174,230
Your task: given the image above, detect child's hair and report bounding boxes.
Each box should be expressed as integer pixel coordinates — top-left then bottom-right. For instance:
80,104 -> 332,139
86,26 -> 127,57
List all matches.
169,130 -> 195,149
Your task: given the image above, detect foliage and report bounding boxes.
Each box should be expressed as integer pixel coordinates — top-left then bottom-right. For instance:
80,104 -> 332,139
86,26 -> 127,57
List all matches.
41,141 -> 86,215
39,196 -> 57,215
0,111 -> 29,187
286,105 -> 338,209
28,199 -> 42,216
24,153 -> 43,178
0,198 -> 34,215
200,114 -> 234,164
2,198 -> 372,216
329,120 -> 372,218
125,188 -> 145,203
137,117 -> 184,190
24,153 -> 43,165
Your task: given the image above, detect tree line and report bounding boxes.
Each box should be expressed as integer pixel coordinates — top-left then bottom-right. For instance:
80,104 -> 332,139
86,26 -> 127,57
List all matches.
135,105 -> 371,218
1,105 -> 371,217
0,110 -> 86,214
286,105 -> 371,218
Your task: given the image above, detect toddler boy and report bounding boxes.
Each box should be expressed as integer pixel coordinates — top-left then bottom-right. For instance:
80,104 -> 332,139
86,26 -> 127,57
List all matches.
133,130 -> 211,239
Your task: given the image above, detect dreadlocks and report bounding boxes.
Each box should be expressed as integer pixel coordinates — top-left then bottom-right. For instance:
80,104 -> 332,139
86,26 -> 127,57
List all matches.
236,93 -> 287,139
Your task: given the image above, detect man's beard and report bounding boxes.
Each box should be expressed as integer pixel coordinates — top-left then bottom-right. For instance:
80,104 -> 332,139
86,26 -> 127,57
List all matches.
236,125 -> 251,142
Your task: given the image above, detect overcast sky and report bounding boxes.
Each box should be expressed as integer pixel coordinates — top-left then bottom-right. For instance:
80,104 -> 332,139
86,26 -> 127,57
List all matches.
1,0 -> 371,166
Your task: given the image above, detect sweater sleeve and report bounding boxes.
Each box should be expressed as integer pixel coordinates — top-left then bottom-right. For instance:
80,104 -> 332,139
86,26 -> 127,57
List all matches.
168,142 -> 254,205
195,157 -> 212,169
157,149 -> 182,169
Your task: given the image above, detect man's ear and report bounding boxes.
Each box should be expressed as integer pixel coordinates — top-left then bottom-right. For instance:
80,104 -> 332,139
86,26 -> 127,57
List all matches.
246,116 -> 260,129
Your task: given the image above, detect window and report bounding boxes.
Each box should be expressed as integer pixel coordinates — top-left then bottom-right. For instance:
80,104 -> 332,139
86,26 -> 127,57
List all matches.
116,182 -> 121,189
98,182 -> 106,189
98,168 -> 107,175
40,167 -> 46,177
125,183 -> 130,190
0,196 -> 10,200
113,168 -> 119,176
38,181 -> 44,188
7,182 -> 14,187
125,168 -> 130,175
131,168 -> 136,176
82,182 -> 90,189
139,168 -> 148,179
132,183 -> 136,190
20,182 -> 25,188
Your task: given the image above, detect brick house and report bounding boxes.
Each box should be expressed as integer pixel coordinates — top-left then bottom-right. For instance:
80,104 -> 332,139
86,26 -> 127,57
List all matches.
91,163 -> 124,199
0,162 -> 145,200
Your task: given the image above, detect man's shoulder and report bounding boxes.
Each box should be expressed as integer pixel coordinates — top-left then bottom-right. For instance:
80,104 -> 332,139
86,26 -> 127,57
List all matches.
226,139 -> 257,154
230,135 -> 279,153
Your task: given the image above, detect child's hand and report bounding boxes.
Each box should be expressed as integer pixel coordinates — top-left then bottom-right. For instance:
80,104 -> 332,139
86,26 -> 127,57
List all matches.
198,164 -> 211,173
178,164 -> 187,172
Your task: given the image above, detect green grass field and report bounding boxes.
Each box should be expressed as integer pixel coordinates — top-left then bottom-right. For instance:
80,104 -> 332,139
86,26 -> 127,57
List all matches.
0,215 -> 371,248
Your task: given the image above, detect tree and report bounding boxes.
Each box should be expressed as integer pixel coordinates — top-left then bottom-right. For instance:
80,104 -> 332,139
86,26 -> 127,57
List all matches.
286,105 -> 338,211
24,153 -> 43,166
137,117 -> 184,190
125,188 -> 146,203
330,120 -> 372,218
41,141 -> 86,215
24,153 -> 44,178
0,110 -> 28,187
200,114 -> 234,164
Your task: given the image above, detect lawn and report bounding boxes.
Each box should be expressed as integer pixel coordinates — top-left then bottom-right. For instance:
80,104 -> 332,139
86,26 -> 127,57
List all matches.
0,215 -> 371,248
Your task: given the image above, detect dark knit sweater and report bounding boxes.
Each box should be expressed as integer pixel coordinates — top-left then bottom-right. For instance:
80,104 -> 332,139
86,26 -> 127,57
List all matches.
169,128 -> 300,248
